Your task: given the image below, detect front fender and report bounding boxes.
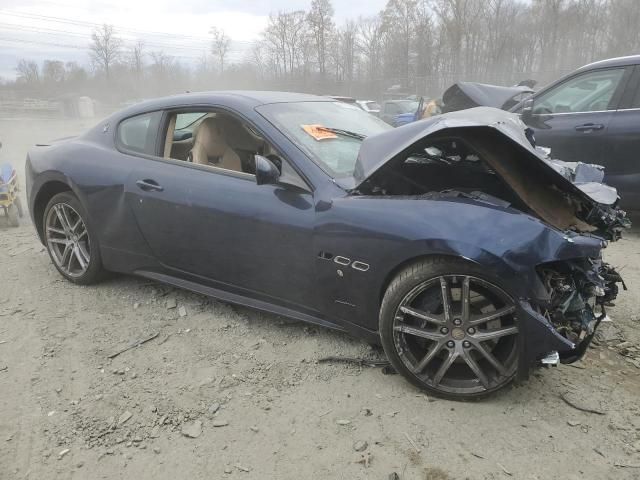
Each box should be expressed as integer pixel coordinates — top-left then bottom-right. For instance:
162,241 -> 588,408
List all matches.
317,196 -> 604,331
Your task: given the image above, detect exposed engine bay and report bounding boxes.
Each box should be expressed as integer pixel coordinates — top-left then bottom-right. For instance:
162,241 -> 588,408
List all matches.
353,131 -> 630,241
536,259 -> 625,362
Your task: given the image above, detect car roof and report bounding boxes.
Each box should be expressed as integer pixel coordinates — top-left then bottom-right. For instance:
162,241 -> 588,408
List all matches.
117,91 -> 333,118
576,55 -> 640,72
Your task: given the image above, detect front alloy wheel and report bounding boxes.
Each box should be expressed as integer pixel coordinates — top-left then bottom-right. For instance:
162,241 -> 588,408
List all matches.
381,259 -> 519,399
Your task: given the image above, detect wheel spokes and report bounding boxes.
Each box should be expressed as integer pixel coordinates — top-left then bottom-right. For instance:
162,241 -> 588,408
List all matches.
439,277 -> 452,322
48,237 -> 69,246
60,243 -> 73,269
473,326 -> 518,342
468,305 -> 516,326
393,274 -> 518,393
461,350 -> 490,389
74,245 -> 88,270
46,226 -> 66,236
400,305 -> 445,325
46,202 -> 91,277
461,276 -> 471,321
394,324 -> 444,342
76,227 -> 88,241
413,340 -> 445,373
473,342 -> 508,376
433,349 -> 458,386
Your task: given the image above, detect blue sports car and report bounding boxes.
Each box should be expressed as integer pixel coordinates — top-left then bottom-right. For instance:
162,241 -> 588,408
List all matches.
25,92 -> 628,399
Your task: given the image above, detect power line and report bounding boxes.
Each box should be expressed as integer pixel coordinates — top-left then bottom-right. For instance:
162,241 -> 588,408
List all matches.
0,36 -> 207,61
0,22 -> 214,53
0,10 -> 255,45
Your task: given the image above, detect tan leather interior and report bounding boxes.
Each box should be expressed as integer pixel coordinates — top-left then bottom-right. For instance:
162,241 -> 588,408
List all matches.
190,117 -> 242,172
164,115 -> 176,158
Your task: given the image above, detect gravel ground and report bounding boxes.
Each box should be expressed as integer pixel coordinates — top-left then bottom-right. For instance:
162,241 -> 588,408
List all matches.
1,117 -> 640,480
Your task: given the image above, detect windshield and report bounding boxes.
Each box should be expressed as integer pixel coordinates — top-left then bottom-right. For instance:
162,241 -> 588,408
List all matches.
257,101 -> 392,177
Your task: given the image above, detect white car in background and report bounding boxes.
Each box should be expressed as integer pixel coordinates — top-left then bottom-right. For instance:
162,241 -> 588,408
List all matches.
356,100 -> 381,115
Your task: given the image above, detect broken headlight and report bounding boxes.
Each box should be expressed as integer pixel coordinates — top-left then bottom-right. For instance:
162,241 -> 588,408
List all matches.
536,259 -> 624,345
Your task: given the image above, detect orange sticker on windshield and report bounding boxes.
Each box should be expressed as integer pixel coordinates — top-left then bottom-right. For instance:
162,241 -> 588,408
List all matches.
301,124 -> 337,141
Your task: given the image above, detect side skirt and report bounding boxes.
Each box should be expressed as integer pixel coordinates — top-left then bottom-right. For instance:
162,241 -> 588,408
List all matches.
135,270 -> 379,343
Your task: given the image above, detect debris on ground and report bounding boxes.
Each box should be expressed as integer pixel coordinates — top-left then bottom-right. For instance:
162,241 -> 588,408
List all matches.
353,440 -> 368,452
404,432 -> 420,453
560,393 -> 606,415
166,298 -> 177,309
118,411 -> 133,425
318,356 -> 390,368
181,420 -> 202,438
497,462 -> 513,476
355,451 -> 373,468
107,332 -> 159,359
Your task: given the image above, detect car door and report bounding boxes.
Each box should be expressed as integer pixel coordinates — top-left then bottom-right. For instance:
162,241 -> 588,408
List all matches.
602,65 -> 640,208
523,66 -> 632,166
122,112 -> 318,313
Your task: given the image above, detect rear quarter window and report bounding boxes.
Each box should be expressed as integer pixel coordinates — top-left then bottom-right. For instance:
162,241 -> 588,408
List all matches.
116,111 -> 162,155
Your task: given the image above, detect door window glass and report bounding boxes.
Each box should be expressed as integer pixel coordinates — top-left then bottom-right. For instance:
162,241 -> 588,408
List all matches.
164,110 -> 308,187
533,68 -> 624,114
117,111 -> 162,155
631,81 -> 640,108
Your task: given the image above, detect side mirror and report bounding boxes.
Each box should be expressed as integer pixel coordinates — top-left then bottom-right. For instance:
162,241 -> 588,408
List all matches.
254,155 -> 280,186
521,97 -> 534,119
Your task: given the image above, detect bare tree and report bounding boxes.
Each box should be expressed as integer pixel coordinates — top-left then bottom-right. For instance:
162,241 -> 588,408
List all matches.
42,60 -> 66,83
357,16 -> 383,82
15,59 -> 40,84
210,27 -> 231,74
129,41 -> 145,79
149,51 -> 174,78
307,0 -> 334,78
382,0 -> 418,84
89,24 -> 122,80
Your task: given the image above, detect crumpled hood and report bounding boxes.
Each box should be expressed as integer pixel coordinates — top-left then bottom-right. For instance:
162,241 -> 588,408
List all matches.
352,107 -> 630,240
442,82 -> 533,113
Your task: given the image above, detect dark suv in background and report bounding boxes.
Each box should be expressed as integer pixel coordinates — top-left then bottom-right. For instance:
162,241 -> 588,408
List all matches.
513,55 -> 640,209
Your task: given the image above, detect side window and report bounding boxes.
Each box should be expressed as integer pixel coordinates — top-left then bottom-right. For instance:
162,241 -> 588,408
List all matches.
533,68 -> 625,114
162,110 -> 307,189
631,79 -> 640,108
117,111 -> 162,155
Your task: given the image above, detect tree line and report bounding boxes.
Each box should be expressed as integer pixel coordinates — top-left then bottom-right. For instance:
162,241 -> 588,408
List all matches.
6,0 -> 640,103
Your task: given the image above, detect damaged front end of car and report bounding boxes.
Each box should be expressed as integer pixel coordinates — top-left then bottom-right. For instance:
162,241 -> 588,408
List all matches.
347,107 -> 629,373
532,257 -> 626,365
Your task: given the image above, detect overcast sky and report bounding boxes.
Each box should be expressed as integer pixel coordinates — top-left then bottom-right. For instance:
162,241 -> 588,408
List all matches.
0,0 -> 389,80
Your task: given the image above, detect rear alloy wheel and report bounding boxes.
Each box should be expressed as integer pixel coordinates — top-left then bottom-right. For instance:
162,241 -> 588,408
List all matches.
43,192 -> 105,284
380,259 -> 519,399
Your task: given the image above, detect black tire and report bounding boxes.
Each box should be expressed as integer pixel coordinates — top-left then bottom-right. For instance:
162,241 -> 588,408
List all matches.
43,191 -> 106,285
7,203 -> 19,227
380,257 -> 519,400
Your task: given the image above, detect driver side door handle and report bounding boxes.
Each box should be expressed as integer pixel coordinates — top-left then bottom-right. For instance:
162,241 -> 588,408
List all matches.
575,123 -> 604,132
136,179 -> 164,192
